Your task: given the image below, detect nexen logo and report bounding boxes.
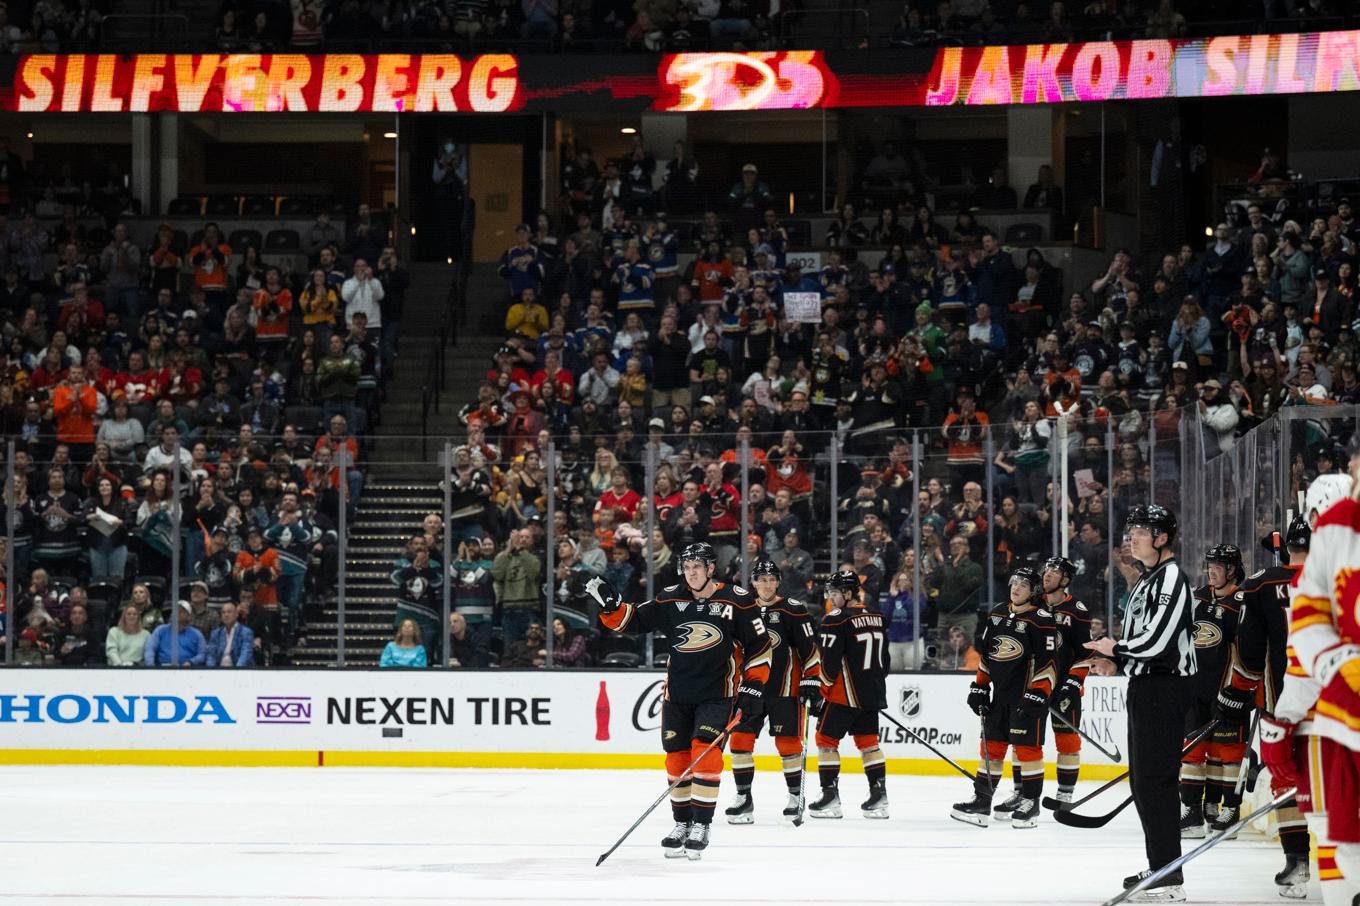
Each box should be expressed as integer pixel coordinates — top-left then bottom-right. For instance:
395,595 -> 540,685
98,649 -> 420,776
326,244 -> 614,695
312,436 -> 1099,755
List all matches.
0,694 -> 235,724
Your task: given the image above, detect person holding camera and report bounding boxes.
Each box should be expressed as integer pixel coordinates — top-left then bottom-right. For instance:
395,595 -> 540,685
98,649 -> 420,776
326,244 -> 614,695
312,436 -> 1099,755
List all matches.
251,266 -> 292,353
491,527 -> 542,649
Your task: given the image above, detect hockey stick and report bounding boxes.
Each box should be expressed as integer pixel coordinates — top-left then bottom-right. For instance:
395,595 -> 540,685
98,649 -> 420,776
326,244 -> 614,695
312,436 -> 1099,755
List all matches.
876,707 -> 977,782
1049,707 -> 1123,763
1099,787 -> 1298,906
1047,719 -> 1221,821
595,711 -> 744,867
979,714 -> 997,798
1230,710 -> 1261,803
792,706 -> 812,827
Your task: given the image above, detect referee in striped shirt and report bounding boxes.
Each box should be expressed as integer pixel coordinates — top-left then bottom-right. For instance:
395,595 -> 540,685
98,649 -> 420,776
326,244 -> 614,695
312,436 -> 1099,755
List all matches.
1086,504 -> 1197,902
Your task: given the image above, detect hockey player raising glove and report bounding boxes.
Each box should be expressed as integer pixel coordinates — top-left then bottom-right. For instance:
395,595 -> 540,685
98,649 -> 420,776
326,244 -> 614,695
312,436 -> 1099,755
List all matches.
585,575 -> 621,614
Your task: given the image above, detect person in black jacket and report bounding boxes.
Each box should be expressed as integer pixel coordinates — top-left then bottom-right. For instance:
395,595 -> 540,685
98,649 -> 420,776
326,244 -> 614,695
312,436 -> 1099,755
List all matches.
649,312 -> 692,411
53,601 -> 105,666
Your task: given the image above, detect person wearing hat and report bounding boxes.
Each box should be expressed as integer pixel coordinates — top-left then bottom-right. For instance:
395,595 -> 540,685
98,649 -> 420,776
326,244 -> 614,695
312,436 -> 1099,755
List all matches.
143,600 -> 208,667
185,579 -> 221,640
1307,265 -> 1345,343
727,163 -> 772,232
1197,378 -> 1240,454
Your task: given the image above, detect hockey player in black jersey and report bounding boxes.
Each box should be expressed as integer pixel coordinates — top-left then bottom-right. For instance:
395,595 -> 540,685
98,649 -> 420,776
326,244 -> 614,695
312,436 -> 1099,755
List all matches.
1178,543 -> 1243,840
808,569 -> 891,820
995,557 -> 1093,815
725,559 -> 822,825
952,565 -> 1058,829
1216,519 -> 1312,897
592,541 -> 773,860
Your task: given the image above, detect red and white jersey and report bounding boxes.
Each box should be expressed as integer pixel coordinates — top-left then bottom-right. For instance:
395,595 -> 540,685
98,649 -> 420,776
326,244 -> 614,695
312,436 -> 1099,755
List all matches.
1289,497 -> 1360,749
1274,644 -> 1321,733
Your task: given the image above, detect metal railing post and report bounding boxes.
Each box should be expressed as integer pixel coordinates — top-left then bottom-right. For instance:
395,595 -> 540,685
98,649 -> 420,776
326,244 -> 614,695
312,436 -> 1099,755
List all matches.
911,430 -> 923,669
170,439 -> 182,666
829,433 -> 840,571
1106,421 -> 1117,630
441,440 -> 452,668
984,432 -> 995,605
4,439 -> 13,665
740,436 -> 751,588
545,439 -> 556,668
336,447 -> 348,668
644,442 -> 656,668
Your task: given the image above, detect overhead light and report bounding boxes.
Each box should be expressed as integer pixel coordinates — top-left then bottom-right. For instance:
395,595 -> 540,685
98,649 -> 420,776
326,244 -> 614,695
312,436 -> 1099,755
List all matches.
1204,226 -> 1214,237
25,132 -> 32,139
447,256 -> 454,264
410,226 -> 416,236
620,127 -> 637,135
383,131 -> 398,139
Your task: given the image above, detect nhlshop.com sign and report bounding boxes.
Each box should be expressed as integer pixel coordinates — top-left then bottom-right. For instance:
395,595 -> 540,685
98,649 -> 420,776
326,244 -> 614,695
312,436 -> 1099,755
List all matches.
0,670 -> 1127,769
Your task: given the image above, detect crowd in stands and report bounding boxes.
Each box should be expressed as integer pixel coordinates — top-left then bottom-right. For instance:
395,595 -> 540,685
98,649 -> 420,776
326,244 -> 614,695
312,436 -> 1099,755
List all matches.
0,151 -> 407,667
409,138 -> 1360,673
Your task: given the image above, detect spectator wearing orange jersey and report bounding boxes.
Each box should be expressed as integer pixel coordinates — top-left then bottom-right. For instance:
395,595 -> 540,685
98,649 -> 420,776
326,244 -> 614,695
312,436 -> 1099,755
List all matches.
235,526 -> 281,608
252,267 -> 293,352
50,363 -> 98,461
188,223 -> 232,300
941,388 -> 989,492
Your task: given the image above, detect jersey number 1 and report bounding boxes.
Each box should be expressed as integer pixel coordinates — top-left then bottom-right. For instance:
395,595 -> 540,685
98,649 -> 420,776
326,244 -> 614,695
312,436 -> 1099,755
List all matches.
855,630 -> 885,670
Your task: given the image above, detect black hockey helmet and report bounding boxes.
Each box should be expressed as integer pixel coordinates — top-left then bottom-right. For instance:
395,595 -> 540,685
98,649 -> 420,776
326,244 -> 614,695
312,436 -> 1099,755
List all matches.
825,569 -> 861,597
1042,556 -> 1076,584
679,542 -> 717,566
751,558 -> 782,582
1284,514 -> 1312,553
1204,544 -> 1245,583
1009,565 -> 1041,596
1125,503 -> 1177,544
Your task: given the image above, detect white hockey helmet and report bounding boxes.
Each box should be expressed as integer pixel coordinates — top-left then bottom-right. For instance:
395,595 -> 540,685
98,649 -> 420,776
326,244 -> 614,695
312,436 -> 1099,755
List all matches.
1305,472 -> 1354,527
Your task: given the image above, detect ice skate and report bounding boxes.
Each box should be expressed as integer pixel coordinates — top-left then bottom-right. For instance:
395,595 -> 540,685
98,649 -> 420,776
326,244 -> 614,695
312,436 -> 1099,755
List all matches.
1055,788 -> 1074,805
809,787 -> 842,819
1274,853 -> 1309,899
1179,802 -> 1205,839
1123,868 -> 1186,902
724,790 -> 753,824
661,821 -> 690,858
683,822 -> 710,860
992,788 -> 1023,817
1208,804 -> 1240,837
781,792 -> 802,824
951,791 -> 992,827
860,781 -> 889,819
1010,797 -> 1039,828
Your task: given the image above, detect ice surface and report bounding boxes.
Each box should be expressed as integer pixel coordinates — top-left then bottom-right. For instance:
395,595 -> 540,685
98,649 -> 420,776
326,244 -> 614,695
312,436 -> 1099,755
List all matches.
0,766 -> 1316,905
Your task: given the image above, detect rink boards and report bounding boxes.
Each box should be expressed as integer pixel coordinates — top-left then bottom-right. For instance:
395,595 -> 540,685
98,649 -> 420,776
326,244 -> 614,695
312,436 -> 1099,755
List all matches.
0,670 -> 1129,778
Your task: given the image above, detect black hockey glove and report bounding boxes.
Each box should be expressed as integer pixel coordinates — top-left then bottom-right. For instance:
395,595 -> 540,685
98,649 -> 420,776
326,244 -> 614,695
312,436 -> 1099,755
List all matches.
1018,689 -> 1049,722
967,681 -> 991,716
1214,685 -> 1254,725
799,674 -> 823,716
584,576 -> 621,614
1052,677 -> 1082,716
735,680 -> 765,721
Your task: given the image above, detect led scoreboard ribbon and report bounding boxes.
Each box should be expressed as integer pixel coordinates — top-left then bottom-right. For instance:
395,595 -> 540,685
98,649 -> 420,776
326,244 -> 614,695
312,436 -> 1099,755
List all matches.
5,32 -> 1359,113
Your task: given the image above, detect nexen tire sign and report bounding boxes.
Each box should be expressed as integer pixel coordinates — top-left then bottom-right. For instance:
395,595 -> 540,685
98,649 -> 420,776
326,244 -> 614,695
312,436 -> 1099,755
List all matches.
0,671 -> 1126,771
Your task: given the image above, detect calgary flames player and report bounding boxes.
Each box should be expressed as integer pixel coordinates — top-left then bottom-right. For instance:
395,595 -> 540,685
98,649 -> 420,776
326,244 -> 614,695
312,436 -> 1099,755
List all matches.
1177,544 -> 1244,839
1213,522 -> 1311,896
1264,471 -> 1360,905
590,541 -> 772,860
808,569 -> 890,820
724,559 -> 821,825
952,565 -> 1057,829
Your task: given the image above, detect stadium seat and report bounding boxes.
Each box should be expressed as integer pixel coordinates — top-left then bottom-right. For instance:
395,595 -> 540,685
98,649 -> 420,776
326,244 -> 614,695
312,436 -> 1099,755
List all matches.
266,229 -> 302,252
1004,222 -> 1044,244
277,197 -> 314,217
205,195 -> 240,216
601,651 -> 641,668
228,228 -> 263,252
166,196 -> 203,216
284,404 -> 323,433
241,195 -> 276,216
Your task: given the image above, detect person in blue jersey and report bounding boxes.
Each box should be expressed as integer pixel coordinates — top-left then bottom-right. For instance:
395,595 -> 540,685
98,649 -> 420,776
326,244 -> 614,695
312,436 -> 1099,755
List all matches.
380,618 -> 427,668
612,240 -> 655,324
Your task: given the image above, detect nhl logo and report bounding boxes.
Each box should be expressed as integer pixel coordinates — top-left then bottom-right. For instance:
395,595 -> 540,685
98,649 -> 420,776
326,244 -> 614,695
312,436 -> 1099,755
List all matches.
899,686 -> 922,721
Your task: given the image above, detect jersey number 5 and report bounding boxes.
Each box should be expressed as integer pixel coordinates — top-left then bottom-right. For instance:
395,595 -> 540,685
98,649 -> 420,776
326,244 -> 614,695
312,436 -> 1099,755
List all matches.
855,630 -> 885,670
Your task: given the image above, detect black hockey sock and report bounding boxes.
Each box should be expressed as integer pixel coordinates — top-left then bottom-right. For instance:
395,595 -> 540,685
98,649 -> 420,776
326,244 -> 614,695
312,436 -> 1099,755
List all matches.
690,777 -> 719,825
1056,753 -> 1080,792
731,749 -> 755,793
671,800 -> 692,823
818,746 -> 840,792
861,745 -> 886,787
1011,762 -> 1022,790
781,753 -> 802,793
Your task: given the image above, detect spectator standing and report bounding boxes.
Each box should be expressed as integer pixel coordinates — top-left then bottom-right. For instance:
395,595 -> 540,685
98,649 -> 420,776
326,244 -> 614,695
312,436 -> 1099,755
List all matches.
498,225 -> 544,301
83,476 -> 129,581
30,466 -> 81,573
299,268 -> 340,348
143,600 -> 207,666
930,535 -> 984,633
51,364 -> 97,462
99,223 -> 141,320
205,601 -> 254,667
492,527 -> 542,646
380,618 -> 428,668
188,224 -> 232,303
727,164 -> 772,232
375,246 -> 409,370
318,335 -> 361,430
105,603 -> 149,666
304,212 -> 340,260
341,258 -> 384,345
392,534 -> 442,660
